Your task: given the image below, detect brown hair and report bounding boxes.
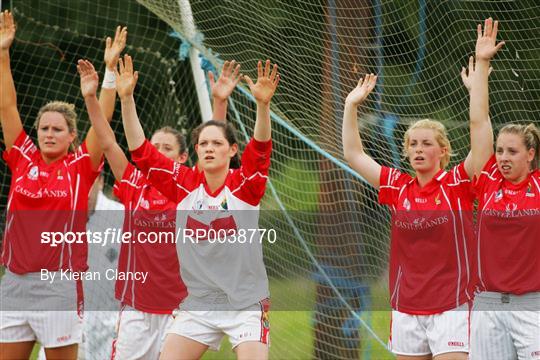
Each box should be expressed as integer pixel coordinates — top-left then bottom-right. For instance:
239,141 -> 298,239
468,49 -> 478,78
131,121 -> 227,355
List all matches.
498,123 -> 540,170
34,101 -> 78,152
402,119 -> 453,169
153,126 -> 187,155
191,120 -> 240,169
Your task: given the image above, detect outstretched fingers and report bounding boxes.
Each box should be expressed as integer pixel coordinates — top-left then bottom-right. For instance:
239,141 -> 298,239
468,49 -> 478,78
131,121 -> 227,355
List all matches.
483,17 -> 492,37
116,26 -> 127,46
222,60 -> 231,77
460,57 -> 473,86
460,66 -> 467,84
367,73 -> 377,91
360,73 -> 376,90
476,23 -> 482,40
492,19 -> 499,39
124,54 -> 133,74
118,54 -> 134,75
263,59 -> 271,78
274,74 -> 280,88
361,74 -> 370,88
257,60 -> 263,79
243,74 -> 254,88
208,71 -> 215,87
3,10 -> 14,29
232,62 -> 241,82
77,59 -> 94,76
494,38 -> 505,52
114,25 -> 121,43
118,56 -> 125,75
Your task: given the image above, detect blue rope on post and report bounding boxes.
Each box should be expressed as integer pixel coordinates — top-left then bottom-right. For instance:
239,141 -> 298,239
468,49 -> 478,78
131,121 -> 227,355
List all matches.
169,30 -> 219,97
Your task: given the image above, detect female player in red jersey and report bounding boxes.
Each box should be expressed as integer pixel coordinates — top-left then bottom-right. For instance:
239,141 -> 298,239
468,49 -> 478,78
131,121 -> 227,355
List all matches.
79,56 -> 242,359
467,18 -> 540,360
116,55 -> 278,360
342,72 -> 478,359
0,10 -> 104,360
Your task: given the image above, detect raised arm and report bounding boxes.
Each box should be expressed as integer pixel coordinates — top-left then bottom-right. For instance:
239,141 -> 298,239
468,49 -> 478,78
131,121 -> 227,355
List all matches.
342,74 -> 381,189
116,54 -> 144,151
244,60 -> 280,142
461,56 -> 492,177
77,60 -> 128,181
99,25 -> 127,122
209,60 -> 242,121
0,10 -> 22,151
469,18 -> 504,177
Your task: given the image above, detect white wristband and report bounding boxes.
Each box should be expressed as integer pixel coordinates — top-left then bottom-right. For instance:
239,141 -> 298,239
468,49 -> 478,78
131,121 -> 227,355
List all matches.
102,68 -> 116,89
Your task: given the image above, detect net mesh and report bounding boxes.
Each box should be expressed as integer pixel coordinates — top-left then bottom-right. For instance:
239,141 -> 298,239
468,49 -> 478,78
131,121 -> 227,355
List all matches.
1,0 -> 540,359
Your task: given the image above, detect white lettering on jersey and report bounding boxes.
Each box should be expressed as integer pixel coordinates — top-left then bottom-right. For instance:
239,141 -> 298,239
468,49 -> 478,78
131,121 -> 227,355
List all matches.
483,208 -> 540,218
133,218 -> 176,228
14,185 -> 68,198
394,215 -> 449,230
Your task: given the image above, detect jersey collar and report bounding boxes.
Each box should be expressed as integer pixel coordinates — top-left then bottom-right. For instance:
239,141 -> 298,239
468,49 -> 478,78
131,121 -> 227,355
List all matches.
503,171 -> 535,191
414,168 -> 447,193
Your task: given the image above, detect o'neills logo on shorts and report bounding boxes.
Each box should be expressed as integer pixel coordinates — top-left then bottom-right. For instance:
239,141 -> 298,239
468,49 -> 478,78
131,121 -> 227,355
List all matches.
57,334 -> 72,343
448,341 -> 464,347
394,215 -> 449,230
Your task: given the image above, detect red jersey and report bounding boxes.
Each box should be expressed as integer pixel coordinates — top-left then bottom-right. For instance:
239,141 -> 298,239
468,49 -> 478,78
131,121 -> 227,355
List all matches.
379,163 -> 476,314
475,155 -> 540,294
2,130 -> 100,273
113,163 -> 187,314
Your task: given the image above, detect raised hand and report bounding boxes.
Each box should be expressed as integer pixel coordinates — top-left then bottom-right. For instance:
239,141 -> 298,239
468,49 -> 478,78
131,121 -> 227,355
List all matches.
476,18 -> 505,62
104,26 -> 127,70
461,56 -> 493,93
209,60 -> 242,101
77,59 -> 99,98
116,54 -> 139,99
0,10 -> 16,50
345,73 -> 377,106
244,60 -> 280,105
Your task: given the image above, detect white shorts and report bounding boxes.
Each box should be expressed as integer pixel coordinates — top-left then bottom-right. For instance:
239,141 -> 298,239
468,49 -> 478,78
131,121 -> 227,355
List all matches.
111,305 -> 174,360
167,299 -> 270,351
0,270 -> 83,348
470,292 -> 540,360
388,303 -> 470,357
